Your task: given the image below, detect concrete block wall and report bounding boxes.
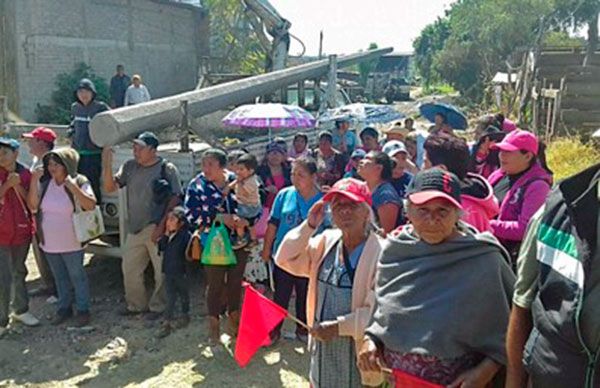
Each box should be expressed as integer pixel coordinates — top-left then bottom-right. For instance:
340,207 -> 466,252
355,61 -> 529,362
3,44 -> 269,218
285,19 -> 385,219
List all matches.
4,0 -> 208,121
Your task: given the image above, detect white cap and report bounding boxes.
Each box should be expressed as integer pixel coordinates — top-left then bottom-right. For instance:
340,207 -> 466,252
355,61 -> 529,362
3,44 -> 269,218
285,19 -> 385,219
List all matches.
382,140 -> 408,157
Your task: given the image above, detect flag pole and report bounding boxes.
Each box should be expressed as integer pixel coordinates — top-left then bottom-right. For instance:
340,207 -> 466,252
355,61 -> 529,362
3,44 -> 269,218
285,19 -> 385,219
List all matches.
286,313 -> 310,330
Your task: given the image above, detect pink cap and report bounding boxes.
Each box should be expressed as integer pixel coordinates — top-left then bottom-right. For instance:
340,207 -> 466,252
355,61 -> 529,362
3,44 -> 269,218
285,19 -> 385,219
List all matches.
502,118 -> 517,132
491,129 -> 539,155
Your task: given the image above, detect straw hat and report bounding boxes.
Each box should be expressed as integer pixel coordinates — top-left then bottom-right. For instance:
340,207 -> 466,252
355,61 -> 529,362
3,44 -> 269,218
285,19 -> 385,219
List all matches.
382,124 -> 409,137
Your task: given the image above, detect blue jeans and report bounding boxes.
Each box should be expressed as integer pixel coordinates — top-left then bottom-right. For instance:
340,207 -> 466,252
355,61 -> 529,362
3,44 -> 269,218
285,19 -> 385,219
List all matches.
44,250 -> 90,314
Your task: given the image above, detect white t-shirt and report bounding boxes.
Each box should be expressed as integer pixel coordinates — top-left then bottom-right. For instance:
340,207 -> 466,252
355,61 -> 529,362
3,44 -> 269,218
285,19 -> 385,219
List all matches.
40,180 -> 93,253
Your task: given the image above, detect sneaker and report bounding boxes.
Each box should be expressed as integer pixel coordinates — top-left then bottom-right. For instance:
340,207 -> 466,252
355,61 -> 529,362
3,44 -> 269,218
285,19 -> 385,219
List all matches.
144,311 -> 162,321
12,312 -> 40,327
74,312 -> 91,328
231,235 -> 248,250
46,295 -> 58,304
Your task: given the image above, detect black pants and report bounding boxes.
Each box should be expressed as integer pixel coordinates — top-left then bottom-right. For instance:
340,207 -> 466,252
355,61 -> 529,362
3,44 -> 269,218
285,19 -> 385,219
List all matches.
205,249 -> 247,318
273,264 -> 308,335
77,153 -> 102,203
164,274 -> 190,320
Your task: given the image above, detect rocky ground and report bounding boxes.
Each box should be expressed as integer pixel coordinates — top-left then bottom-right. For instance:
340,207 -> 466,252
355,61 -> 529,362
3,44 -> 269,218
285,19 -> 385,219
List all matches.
0,253 -> 309,388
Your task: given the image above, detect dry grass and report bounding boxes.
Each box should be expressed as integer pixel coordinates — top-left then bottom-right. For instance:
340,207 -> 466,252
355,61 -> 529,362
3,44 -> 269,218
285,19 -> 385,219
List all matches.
546,137 -> 600,182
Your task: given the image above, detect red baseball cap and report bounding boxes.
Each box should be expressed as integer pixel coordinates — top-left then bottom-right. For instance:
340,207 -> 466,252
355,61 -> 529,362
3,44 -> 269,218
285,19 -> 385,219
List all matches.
22,127 -> 57,143
491,129 -> 538,155
323,178 -> 372,206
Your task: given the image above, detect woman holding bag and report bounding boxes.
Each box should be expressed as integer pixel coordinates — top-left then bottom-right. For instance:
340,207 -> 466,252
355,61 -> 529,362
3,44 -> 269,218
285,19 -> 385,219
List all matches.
184,148 -> 248,345
28,148 -> 96,327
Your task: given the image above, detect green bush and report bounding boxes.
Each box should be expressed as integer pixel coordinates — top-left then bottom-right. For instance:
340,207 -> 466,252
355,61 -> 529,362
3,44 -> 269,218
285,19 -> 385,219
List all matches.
35,63 -> 109,124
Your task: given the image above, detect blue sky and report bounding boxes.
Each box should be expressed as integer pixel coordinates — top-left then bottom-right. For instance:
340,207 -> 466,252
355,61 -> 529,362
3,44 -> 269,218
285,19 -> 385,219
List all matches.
270,0 -> 455,56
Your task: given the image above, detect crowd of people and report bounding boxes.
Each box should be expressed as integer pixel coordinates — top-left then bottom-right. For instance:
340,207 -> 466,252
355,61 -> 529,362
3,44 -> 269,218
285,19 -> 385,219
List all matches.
0,85 -> 598,388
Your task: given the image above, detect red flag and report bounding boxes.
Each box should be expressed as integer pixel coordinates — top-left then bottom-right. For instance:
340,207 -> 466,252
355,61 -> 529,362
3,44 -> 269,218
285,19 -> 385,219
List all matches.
393,369 -> 443,388
234,284 -> 288,367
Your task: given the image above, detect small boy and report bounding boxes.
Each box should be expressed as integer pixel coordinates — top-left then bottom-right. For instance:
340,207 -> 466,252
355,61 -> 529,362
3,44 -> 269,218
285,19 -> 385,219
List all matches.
228,153 -> 262,249
157,206 -> 191,338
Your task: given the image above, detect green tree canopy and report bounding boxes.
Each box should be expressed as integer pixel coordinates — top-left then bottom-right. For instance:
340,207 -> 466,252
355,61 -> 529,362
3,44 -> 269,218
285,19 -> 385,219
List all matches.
203,0 -> 267,74
412,0 -> 598,101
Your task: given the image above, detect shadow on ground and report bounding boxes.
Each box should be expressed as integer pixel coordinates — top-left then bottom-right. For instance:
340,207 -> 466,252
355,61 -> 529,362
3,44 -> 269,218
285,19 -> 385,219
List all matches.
0,255 -> 309,387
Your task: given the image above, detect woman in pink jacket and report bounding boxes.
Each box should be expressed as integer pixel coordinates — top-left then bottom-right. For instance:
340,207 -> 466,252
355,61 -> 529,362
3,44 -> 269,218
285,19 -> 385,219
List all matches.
488,130 -> 553,262
275,178 -> 384,387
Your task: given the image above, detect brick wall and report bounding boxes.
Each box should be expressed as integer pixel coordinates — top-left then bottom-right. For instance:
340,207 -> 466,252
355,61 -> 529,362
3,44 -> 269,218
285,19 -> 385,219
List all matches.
3,0 -> 208,121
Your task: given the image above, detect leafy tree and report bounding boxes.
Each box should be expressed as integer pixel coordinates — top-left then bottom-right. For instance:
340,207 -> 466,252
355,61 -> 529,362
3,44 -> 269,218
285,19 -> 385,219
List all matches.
35,63 -> 109,124
551,0 -> 599,62
203,0 -> 266,74
413,0 -> 555,101
412,16 -> 450,88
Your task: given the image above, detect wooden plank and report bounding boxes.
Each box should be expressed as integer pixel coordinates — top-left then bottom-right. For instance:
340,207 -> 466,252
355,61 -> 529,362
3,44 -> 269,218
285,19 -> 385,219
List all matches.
538,65 -> 600,80
541,89 -> 560,98
564,82 -> 600,97
538,53 -> 585,67
561,96 -> 600,110
561,109 -> 600,124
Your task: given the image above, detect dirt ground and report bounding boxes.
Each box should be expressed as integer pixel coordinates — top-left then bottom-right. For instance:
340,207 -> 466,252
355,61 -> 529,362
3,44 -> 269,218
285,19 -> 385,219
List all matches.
0,252 -> 310,388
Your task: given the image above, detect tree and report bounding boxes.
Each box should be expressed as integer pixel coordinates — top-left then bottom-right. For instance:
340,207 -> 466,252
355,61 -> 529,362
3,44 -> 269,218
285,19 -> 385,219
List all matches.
35,63 -> 109,124
551,0 -> 600,64
358,43 -> 379,87
412,16 -> 450,88
203,0 -> 267,74
412,0 -> 555,101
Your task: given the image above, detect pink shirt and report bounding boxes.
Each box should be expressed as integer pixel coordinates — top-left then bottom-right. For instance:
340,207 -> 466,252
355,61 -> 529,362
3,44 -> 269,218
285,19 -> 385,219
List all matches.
40,180 -> 93,253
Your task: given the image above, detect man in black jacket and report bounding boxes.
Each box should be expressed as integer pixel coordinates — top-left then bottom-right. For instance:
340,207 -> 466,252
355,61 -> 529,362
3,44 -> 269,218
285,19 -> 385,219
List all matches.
69,78 -> 109,202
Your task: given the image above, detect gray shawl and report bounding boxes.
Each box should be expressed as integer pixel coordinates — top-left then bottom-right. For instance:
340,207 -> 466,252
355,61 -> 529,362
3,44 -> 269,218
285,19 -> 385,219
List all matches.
365,223 -> 515,365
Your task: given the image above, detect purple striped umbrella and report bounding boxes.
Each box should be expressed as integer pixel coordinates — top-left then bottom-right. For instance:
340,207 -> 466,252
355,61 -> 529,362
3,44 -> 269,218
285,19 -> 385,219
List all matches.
222,103 -> 316,129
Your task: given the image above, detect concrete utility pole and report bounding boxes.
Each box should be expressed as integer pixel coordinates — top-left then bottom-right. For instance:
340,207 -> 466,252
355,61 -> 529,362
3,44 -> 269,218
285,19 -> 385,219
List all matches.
321,54 -> 337,112
90,48 -> 393,147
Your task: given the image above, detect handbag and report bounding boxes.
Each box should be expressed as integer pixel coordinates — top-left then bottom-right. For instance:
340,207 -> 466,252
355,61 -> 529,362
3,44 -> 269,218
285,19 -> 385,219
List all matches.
200,215 -> 237,266
72,197 -> 105,243
186,229 -> 203,261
